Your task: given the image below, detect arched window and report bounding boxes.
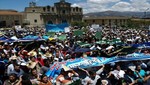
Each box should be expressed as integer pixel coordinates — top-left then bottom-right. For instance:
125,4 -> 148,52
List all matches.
62,10 -> 66,14
62,20 -> 67,23
47,20 -> 53,24
47,6 -> 50,12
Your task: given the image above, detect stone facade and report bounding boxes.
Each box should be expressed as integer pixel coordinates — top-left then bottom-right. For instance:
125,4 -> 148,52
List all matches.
0,10 -> 22,27
24,0 -> 83,27
83,16 -> 129,27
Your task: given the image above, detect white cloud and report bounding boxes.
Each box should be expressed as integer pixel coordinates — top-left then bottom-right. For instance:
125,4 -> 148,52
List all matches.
111,2 -> 136,11
130,0 -> 150,11
88,0 -> 120,4
71,3 -> 81,7
75,0 -> 150,13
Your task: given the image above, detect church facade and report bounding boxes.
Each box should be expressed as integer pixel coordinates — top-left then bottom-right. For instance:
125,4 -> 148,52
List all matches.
0,10 -> 23,27
24,0 -> 83,27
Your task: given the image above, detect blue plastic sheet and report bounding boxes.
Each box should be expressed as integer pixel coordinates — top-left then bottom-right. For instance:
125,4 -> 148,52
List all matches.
45,23 -> 69,32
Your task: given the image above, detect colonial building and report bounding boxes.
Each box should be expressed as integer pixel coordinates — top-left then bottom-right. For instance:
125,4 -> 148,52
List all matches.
24,0 -> 83,27
0,10 -> 23,27
83,16 -> 130,27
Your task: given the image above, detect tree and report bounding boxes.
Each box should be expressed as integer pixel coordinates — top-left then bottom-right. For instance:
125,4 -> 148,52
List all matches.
71,21 -> 87,27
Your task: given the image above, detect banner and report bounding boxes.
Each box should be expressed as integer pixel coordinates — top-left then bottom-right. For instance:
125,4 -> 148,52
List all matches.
58,34 -> 67,41
45,23 -> 69,32
130,42 -> 150,48
46,53 -> 150,80
64,27 -> 70,33
73,30 -> 83,36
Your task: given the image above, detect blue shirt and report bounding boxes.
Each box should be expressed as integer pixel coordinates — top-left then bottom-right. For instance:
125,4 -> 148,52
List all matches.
134,69 -> 146,78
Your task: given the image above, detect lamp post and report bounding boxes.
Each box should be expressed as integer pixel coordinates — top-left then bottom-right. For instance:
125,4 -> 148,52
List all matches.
144,8 -> 149,29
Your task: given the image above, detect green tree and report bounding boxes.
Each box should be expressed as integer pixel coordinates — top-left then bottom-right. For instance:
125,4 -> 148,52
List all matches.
71,21 -> 87,27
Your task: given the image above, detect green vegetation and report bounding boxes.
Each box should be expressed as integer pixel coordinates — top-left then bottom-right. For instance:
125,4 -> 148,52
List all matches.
126,19 -> 150,29
71,21 -> 87,27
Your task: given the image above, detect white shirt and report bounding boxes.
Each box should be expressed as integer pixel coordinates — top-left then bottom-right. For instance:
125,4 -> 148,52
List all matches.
111,70 -> 125,80
82,67 -> 104,85
7,64 -> 14,75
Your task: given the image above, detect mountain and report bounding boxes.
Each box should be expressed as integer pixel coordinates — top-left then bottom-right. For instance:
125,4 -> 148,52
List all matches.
84,11 -> 150,18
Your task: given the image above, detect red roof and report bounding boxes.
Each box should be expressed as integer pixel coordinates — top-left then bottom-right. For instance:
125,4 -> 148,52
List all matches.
0,10 -> 22,15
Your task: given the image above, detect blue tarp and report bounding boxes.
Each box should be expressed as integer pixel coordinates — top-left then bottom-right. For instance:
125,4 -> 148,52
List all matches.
19,35 -> 44,41
42,36 -> 49,40
74,48 -> 91,53
23,35 -> 39,40
46,53 -> 150,80
131,42 -> 150,48
45,23 -> 69,32
0,36 -> 8,41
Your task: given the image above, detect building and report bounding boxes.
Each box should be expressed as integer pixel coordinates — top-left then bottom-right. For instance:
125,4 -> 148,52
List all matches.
0,10 -> 23,27
24,0 -> 83,27
83,16 -> 130,27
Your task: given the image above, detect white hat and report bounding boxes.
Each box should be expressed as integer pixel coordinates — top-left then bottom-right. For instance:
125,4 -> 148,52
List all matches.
9,55 -> 17,61
128,66 -> 136,71
54,58 -> 59,61
20,63 -> 27,66
101,80 -> 108,85
106,46 -> 114,50
4,42 -> 8,45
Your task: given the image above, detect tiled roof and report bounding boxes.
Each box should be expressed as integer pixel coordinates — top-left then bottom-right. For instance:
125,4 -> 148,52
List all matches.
0,10 -> 22,15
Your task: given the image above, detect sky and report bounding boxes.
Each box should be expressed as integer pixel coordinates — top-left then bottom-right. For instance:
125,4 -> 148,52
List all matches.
0,0 -> 150,14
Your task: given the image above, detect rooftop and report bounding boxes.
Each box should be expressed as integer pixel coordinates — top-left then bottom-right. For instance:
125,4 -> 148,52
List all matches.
0,10 -> 22,15
83,16 -> 130,19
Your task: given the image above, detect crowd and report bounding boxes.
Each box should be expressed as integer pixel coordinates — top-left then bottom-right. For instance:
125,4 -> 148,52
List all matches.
0,26 -> 150,85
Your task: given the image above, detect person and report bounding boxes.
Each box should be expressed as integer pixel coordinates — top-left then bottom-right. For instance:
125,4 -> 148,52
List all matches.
21,73 -> 32,85
81,65 -> 105,85
3,73 -> 20,85
144,74 -> 150,85
36,54 -> 44,66
56,67 -> 79,85
38,75 -> 52,85
134,65 -> 146,84
96,78 -> 111,85
107,65 -> 125,85
7,60 -> 17,75
29,69 -> 41,85
40,59 -> 50,74
124,68 -> 138,85
10,63 -> 24,77
107,65 -> 125,80
27,56 -> 41,74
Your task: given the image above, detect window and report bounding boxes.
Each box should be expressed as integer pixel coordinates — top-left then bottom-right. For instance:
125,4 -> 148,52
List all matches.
109,20 -> 111,25
62,10 -> 65,14
76,7 -> 78,12
73,8 -> 75,12
32,10 -> 35,12
15,20 -> 19,25
52,7 -> 54,12
43,7 -> 46,12
93,20 -> 95,23
102,20 -> 104,25
115,20 -> 117,25
47,6 -> 50,12
34,19 -> 37,23
79,8 -> 82,12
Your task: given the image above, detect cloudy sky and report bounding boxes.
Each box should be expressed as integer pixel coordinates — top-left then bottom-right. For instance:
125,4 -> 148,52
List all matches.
0,0 -> 150,13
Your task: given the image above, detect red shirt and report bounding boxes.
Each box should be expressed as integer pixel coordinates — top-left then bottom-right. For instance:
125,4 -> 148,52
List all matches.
36,58 -> 44,66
